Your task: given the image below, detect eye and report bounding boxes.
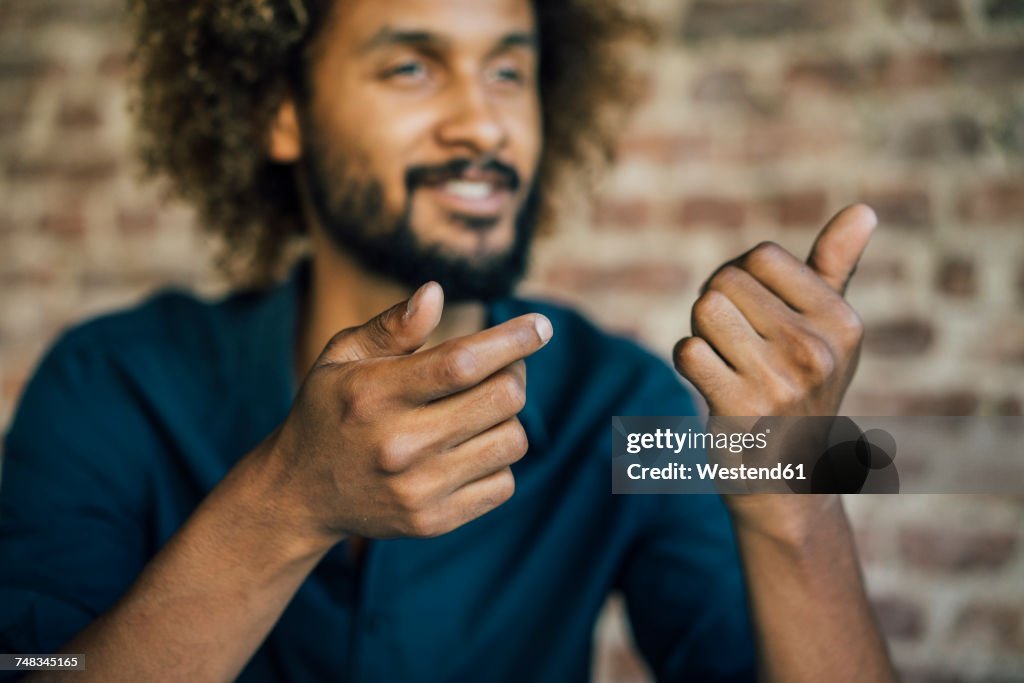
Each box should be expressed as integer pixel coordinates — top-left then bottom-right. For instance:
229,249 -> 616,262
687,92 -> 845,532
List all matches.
488,64 -> 525,85
383,59 -> 429,81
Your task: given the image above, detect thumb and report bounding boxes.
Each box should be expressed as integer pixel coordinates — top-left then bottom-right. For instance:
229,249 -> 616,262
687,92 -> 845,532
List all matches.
321,281 -> 444,364
807,203 -> 878,294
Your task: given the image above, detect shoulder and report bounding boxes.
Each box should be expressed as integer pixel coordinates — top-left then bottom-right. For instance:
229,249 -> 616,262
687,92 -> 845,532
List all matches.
25,280 -> 285,383
47,285 -> 265,364
4,285 -> 265,452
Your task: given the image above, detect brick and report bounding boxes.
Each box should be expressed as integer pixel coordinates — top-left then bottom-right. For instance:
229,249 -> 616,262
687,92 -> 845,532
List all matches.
17,1 -> 122,26
897,115 -> 984,159
984,0 -> 1024,21
863,318 -> 934,355
546,263 -> 691,293
997,106 -> 1024,155
117,208 -> 159,235
691,67 -> 752,105
673,196 -> 747,229
97,51 -> 129,78
737,122 -> 847,163
5,158 -> 61,181
862,188 -> 932,229
872,595 -> 926,641
761,190 -> 828,227
617,133 -> 710,165
935,255 -> 976,297
784,58 -> 864,93
994,395 -> 1022,416
63,159 -> 118,184
850,390 -> 981,415
975,319 -> 1024,365
853,258 -> 907,284
57,101 -> 101,130
954,603 -> 1024,650
959,179 -> 1024,223
38,208 -> 85,237
680,0 -> 847,42
946,46 -> 1024,86
591,199 -> 651,230
900,527 -> 1018,571
0,57 -> 50,80
871,52 -> 948,89
904,390 -> 980,415
886,0 -> 964,23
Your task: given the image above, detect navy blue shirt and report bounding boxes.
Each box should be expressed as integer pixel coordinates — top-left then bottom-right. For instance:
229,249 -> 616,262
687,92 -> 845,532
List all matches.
0,265 -> 755,681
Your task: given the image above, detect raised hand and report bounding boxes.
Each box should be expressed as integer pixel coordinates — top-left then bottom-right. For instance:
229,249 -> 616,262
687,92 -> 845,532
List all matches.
262,282 -> 552,545
674,204 -> 877,419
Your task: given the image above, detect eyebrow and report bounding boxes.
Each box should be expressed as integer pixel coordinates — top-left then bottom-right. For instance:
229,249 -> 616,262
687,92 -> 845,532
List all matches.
359,27 -> 538,56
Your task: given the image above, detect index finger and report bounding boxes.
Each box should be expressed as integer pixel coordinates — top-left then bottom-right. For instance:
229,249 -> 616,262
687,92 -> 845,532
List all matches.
397,313 -> 552,404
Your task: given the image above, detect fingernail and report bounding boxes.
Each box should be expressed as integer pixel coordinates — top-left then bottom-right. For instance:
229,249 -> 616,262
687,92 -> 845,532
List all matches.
405,283 -> 429,321
534,315 -> 553,344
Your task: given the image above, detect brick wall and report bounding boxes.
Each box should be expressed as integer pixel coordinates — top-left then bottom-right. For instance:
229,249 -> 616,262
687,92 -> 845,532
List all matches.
1,0 -> 1022,680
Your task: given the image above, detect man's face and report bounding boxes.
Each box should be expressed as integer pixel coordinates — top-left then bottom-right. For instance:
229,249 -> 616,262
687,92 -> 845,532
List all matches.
295,0 -> 543,300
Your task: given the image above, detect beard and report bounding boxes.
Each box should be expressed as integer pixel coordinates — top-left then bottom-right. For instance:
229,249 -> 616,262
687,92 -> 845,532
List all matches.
299,133 -> 540,303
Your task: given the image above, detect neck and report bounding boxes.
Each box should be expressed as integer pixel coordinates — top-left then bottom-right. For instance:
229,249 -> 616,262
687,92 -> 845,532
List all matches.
295,230 -> 486,379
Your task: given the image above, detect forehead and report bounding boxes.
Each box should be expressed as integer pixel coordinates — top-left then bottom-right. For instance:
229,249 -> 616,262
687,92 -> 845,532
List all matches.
325,0 -> 537,47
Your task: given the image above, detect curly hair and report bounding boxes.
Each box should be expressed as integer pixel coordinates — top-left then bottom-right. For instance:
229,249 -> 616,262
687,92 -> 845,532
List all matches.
129,0 -> 651,285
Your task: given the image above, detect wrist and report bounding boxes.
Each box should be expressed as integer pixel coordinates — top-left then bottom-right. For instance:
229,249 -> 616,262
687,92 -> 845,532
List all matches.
727,493 -> 847,552
220,435 -> 343,566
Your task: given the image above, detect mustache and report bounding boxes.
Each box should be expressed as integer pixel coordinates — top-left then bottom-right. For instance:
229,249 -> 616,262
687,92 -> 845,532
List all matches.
405,157 -> 521,193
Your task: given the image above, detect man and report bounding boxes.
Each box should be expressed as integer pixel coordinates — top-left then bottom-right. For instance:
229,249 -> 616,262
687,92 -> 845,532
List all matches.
0,0 -> 895,680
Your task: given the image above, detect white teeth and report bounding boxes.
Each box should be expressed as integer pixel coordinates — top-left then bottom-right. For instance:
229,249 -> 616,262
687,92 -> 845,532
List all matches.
443,180 -> 494,200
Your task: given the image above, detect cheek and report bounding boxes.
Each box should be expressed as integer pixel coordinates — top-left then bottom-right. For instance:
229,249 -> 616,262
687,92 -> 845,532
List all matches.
327,100 -> 438,211
510,100 -> 543,183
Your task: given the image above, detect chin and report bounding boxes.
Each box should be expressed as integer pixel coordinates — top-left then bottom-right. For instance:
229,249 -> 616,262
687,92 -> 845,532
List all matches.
414,212 -> 516,256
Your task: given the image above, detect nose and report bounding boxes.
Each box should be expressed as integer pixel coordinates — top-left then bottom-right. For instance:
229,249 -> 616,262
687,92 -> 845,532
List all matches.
435,79 -> 509,157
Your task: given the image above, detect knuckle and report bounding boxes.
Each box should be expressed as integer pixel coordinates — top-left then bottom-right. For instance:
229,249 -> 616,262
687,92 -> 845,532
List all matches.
404,510 -> 439,538
326,327 -> 355,352
494,370 -> 527,413
503,419 -> 530,459
440,344 -> 478,386
674,337 -> 703,365
344,385 -> 380,424
693,290 -> 726,320
744,241 -> 785,270
493,469 -> 516,504
389,476 -> 423,513
790,333 -> 835,380
835,306 -> 864,348
767,380 -> 801,409
378,435 -> 417,473
709,265 -> 743,291
364,315 -> 392,349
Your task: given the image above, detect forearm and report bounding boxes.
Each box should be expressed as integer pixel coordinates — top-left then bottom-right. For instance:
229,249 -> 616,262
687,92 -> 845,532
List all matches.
731,496 -> 896,683
35,445 -> 334,683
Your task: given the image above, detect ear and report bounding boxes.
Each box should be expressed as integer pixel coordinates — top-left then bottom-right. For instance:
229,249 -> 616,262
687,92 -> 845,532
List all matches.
268,96 -> 302,162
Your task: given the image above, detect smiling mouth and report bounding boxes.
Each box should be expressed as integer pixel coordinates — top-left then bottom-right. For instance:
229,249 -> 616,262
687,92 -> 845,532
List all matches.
443,179 -> 498,200
408,158 -> 520,222
422,168 -> 515,219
